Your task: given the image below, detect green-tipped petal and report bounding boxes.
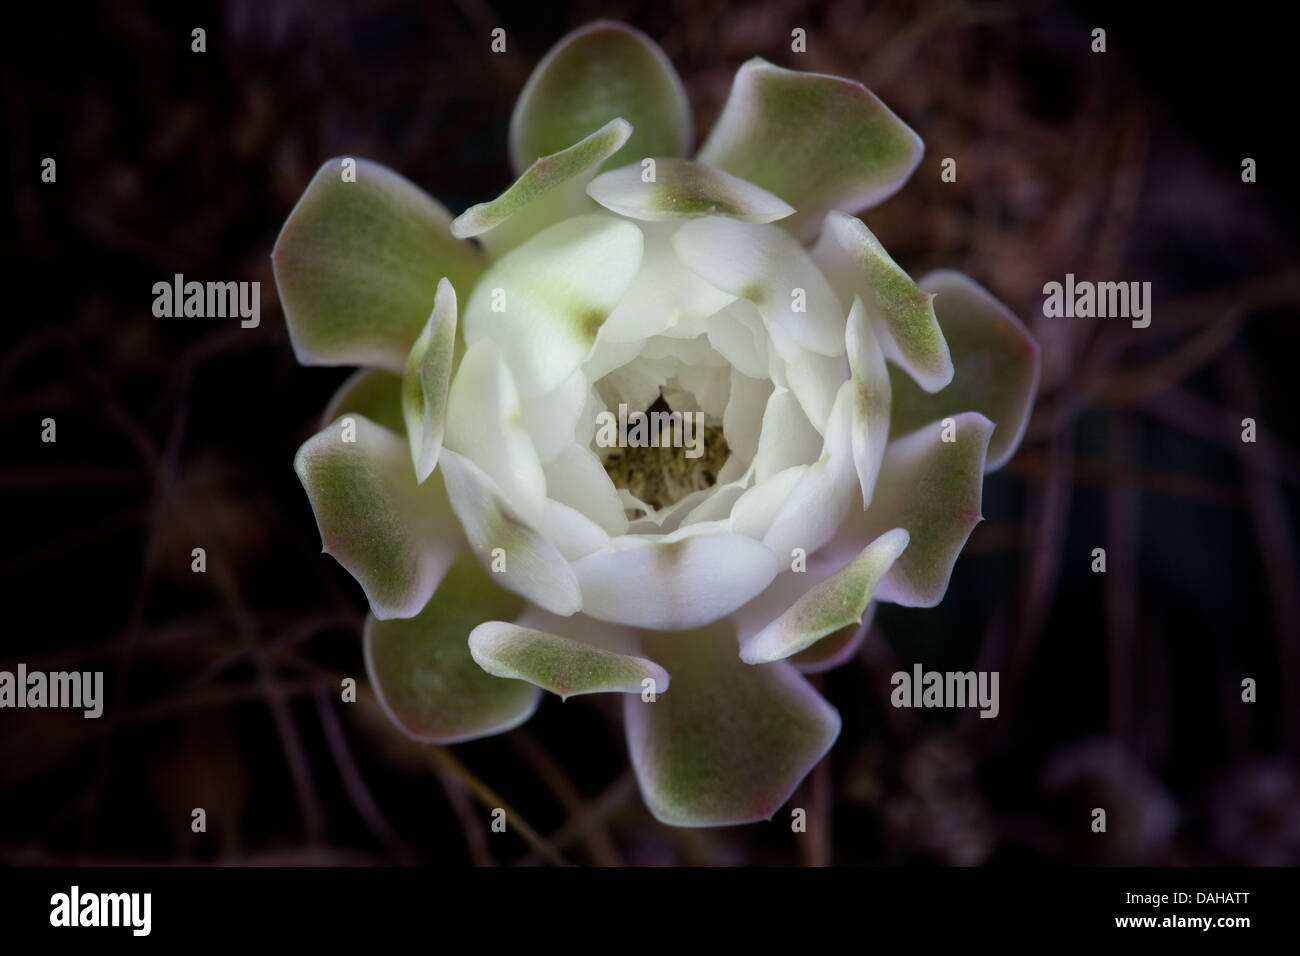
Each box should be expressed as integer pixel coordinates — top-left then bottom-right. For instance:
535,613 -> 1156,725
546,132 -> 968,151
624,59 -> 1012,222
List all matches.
845,411 -> 994,607
587,157 -> 794,223
294,414 -> 462,620
462,214 -> 644,397
365,553 -> 539,743
845,296 -> 892,507
674,217 -> 845,357
321,368 -> 405,435
510,21 -> 690,176
788,612 -> 873,674
452,119 -> 632,258
437,449 -> 582,616
272,158 -> 484,372
402,278 -> 457,483
625,626 -> 840,827
889,270 -> 1041,470
696,59 -> 923,240
740,528 -> 908,664
468,622 -> 669,700
812,211 -> 952,392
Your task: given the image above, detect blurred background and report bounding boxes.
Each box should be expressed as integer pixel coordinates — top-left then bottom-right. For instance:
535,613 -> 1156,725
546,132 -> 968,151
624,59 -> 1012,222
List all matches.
3,0 -> 1297,866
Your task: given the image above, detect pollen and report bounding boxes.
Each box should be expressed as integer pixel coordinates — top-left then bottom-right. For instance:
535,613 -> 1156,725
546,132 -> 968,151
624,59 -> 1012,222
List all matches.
601,395 -> 730,512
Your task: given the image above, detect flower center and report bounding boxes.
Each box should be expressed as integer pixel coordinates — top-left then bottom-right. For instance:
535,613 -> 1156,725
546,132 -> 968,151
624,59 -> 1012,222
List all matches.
601,395 -> 730,512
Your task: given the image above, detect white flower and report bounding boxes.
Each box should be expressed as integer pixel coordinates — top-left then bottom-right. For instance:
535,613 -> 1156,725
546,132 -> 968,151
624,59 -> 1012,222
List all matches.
275,21 -> 1040,826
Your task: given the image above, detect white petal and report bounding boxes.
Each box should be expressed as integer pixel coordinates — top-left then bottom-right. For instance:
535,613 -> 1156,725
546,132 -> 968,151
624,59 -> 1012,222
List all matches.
705,299 -> 769,379
438,449 -> 582,615
617,487 -> 652,519
763,380 -> 858,557
596,355 -> 671,413
674,216 -> 845,357
669,361 -> 731,421
766,319 -> 850,434
730,464 -> 808,541
628,482 -> 722,534
574,385 -> 603,448
540,498 -> 611,560
845,295 -> 892,507
571,525 -> 780,630
752,387 -> 823,481
638,333 -> 728,366
599,222 -> 735,343
583,337 -> 644,383
543,444 -> 629,537
720,367 -> 774,480
681,479 -> 748,525
520,367 -> 590,464
444,340 -> 547,527
463,214 -> 644,396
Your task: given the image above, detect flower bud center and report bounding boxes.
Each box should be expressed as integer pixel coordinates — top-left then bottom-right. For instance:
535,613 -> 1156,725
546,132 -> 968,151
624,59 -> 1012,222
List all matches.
600,395 -> 729,512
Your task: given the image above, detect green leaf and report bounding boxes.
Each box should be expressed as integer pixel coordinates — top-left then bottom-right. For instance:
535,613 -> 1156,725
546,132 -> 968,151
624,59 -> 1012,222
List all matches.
402,278 -> 457,483
294,414 -> 463,619
625,625 -> 840,826
452,119 -> 632,258
587,158 -> 794,223
469,622 -> 669,700
844,411 -> 993,606
788,614 -> 872,673
697,59 -> 923,240
812,211 -> 952,393
365,553 -> 539,743
740,528 -> 908,664
321,368 -> 405,435
272,158 -> 484,371
889,271 -> 1041,470
510,21 -> 690,175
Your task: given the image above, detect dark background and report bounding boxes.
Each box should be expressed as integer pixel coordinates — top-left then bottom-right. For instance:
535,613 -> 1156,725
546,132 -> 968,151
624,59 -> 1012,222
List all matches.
2,0 -> 1297,865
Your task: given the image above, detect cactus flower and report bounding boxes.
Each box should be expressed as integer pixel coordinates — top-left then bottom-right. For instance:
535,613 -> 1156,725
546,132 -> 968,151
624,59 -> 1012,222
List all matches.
274,21 -> 1040,827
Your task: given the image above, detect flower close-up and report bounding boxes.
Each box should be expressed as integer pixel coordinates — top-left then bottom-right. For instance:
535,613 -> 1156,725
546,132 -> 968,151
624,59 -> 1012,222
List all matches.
274,19 -> 1040,827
